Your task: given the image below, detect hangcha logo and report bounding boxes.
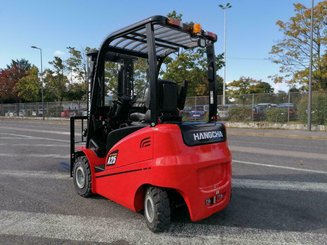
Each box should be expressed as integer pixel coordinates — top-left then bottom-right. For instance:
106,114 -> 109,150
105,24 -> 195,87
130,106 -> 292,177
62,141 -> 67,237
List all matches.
193,131 -> 223,141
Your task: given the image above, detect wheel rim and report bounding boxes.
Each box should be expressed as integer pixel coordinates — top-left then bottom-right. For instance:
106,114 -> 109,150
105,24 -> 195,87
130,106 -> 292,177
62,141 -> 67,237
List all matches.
145,195 -> 155,223
75,166 -> 85,189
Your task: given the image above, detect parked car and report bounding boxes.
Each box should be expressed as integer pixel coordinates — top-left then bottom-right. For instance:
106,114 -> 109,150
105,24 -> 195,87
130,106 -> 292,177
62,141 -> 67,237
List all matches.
182,105 -> 208,121
276,103 -> 297,120
217,104 -> 238,120
18,110 -> 26,117
253,103 -> 277,121
5,111 -> 16,117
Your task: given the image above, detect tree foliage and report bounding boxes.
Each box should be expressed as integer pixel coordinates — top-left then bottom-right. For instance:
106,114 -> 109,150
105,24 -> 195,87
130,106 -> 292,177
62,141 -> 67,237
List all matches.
16,66 -> 40,102
162,49 -> 224,96
44,57 -> 68,102
0,59 -> 32,102
227,76 -> 273,100
270,1 -> 327,90
66,46 -> 89,84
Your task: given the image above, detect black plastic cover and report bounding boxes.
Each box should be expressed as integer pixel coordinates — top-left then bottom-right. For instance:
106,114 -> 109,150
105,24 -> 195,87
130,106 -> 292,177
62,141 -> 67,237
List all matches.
179,122 -> 226,146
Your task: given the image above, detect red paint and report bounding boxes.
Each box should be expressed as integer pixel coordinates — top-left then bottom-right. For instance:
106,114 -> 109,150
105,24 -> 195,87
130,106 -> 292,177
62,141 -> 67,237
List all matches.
77,124 -> 232,222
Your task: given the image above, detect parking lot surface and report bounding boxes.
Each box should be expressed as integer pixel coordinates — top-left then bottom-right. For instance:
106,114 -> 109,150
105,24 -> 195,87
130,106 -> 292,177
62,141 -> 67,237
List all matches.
0,119 -> 326,244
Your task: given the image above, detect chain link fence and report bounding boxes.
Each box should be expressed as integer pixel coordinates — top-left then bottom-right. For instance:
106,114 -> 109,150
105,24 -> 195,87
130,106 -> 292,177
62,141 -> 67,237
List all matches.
184,91 -> 327,125
1,91 -> 327,125
0,101 -> 87,118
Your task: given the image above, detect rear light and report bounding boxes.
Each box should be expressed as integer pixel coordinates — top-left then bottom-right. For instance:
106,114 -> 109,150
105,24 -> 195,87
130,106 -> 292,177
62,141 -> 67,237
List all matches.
205,192 -> 225,206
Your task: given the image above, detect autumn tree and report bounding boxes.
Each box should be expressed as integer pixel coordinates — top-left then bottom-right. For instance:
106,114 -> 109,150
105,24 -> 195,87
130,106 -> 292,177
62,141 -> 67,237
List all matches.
270,1 -> 327,91
0,59 -> 32,102
227,77 -> 273,103
15,66 -> 40,102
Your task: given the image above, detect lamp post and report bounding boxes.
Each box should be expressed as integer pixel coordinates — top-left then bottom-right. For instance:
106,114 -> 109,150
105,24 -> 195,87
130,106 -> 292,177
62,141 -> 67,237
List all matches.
219,3 -> 232,105
307,0 -> 314,131
31,46 -> 45,120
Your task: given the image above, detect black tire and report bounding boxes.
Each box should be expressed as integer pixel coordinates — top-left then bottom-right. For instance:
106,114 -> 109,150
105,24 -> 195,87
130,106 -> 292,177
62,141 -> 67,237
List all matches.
73,156 -> 92,197
144,187 -> 171,232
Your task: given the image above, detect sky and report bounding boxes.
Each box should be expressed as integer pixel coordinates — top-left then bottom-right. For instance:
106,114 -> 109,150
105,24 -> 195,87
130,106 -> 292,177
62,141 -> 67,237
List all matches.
0,0 -> 321,92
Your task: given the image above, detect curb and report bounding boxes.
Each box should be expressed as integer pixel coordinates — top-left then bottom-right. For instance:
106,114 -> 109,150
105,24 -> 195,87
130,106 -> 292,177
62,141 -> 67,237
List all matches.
227,130 -> 327,141
225,122 -> 327,132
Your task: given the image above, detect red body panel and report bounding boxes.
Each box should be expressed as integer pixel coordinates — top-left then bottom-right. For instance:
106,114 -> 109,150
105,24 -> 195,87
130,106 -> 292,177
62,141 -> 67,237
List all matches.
80,124 -> 232,222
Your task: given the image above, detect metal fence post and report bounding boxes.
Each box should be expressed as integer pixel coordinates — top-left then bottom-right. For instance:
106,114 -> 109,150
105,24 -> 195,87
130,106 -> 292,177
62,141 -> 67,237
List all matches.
251,94 -> 254,121
288,91 -> 291,123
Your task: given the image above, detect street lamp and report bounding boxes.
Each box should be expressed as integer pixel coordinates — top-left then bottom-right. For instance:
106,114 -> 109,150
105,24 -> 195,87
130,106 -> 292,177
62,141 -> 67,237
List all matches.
219,2 -> 232,105
307,0 -> 314,131
31,45 -> 45,120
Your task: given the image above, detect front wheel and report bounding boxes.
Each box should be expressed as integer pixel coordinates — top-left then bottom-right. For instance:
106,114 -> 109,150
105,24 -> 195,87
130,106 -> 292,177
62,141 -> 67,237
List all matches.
73,156 -> 92,197
144,187 -> 171,232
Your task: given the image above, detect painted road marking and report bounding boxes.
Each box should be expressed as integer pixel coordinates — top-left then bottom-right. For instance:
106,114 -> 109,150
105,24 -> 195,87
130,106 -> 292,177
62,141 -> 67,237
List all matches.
234,160 -> 327,174
233,178 -> 327,193
1,169 -> 327,193
0,135 -> 67,143
230,139 -> 327,151
0,170 -> 68,180
0,126 -> 70,135
0,153 -> 68,159
0,143 -> 67,147
0,133 -> 34,138
231,145 -> 327,161
0,210 -> 325,244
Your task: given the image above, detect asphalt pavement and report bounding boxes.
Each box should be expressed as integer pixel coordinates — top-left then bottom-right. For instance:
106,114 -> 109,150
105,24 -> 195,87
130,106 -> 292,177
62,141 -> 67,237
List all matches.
0,118 -> 326,244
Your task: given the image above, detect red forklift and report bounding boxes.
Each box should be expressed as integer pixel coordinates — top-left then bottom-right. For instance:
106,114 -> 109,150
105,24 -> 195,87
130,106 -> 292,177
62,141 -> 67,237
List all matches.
70,15 -> 232,232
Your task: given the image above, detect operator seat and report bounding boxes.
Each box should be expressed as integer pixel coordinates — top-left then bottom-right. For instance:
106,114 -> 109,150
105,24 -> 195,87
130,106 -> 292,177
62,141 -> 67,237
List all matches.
129,80 -> 188,124
158,80 -> 181,122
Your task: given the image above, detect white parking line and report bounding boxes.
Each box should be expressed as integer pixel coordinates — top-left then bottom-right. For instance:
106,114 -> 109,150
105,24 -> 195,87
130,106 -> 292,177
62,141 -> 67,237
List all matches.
0,170 -> 68,180
234,160 -> 327,174
233,178 -> 327,193
0,210 -> 325,244
0,126 -> 70,135
0,136 -> 68,143
0,133 -> 34,138
0,153 -> 68,159
0,143 -> 67,147
231,145 -> 327,161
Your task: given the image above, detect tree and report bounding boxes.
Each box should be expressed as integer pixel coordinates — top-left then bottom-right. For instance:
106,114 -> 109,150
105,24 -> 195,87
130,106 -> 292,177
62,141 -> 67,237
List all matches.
0,59 -> 32,102
15,66 -> 40,102
0,69 -> 16,102
65,46 -> 92,101
270,1 -> 327,90
66,46 -> 89,84
167,10 -> 183,21
44,57 -> 68,102
249,81 -> 274,94
227,77 -> 273,104
6,59 -> 31,81
66,82 -> 87,101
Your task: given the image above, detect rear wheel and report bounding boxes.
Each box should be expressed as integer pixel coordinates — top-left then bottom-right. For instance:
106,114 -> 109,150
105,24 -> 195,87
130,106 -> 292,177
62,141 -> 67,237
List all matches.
73,156 -> 92,197
144,187 -> 171,232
